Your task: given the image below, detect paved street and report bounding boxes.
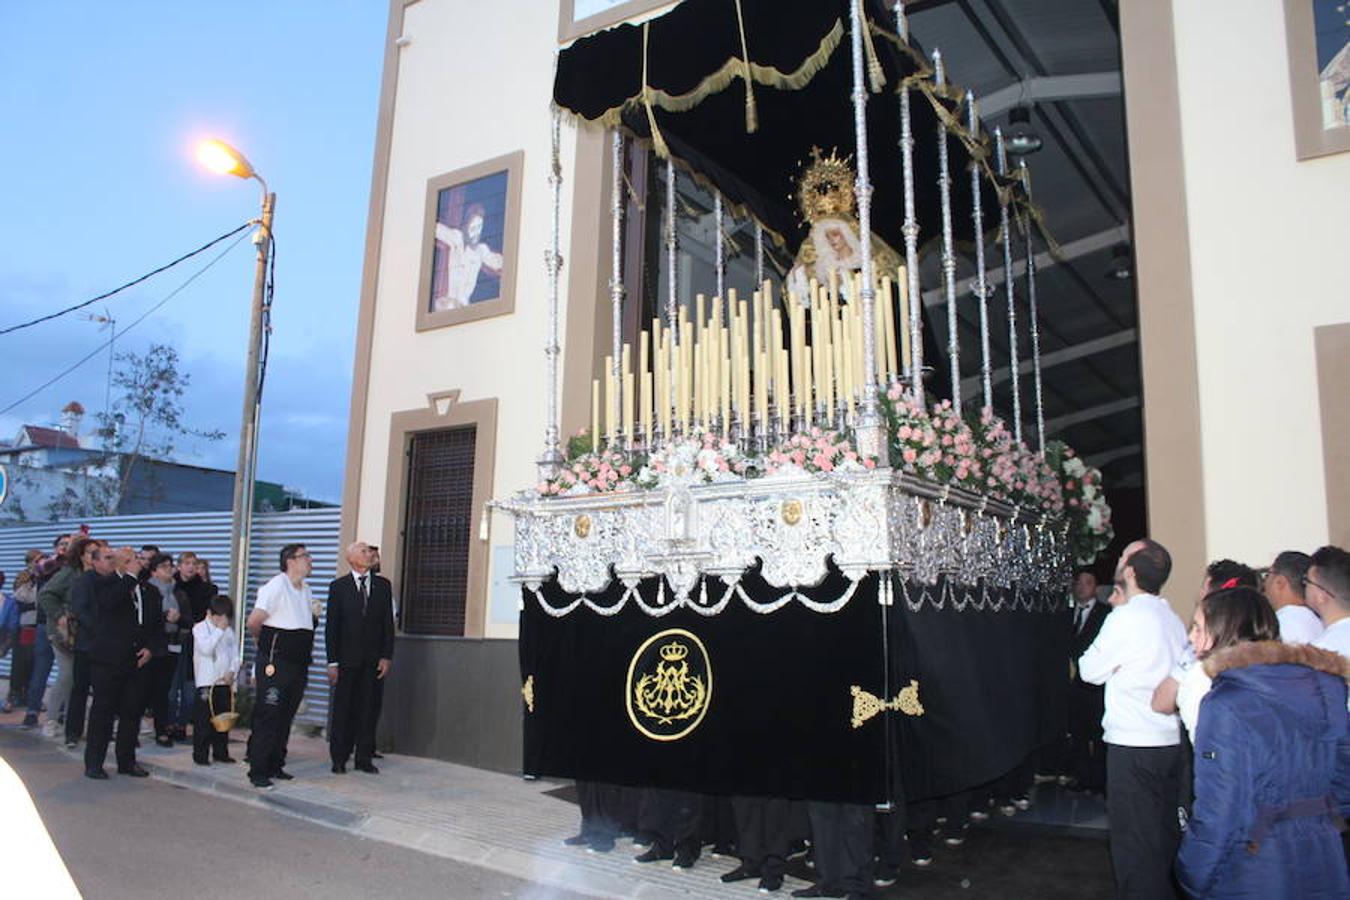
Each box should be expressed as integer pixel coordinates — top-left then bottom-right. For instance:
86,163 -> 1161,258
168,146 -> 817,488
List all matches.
0,729 -> 589,900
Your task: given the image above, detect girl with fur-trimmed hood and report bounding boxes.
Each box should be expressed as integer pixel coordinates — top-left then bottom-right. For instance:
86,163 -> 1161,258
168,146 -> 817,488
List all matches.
1176,587 -> 1349,898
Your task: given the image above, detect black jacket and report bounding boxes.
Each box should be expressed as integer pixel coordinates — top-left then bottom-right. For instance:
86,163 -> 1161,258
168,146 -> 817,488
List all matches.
139,580 -> 169,657
325,572 -> 395,667
174,574 -> 217,624
69,570 -> 98,653
88,573 -> 152,668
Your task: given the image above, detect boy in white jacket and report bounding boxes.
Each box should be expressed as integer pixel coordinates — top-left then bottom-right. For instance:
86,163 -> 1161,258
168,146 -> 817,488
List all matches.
192,596 -> 238,765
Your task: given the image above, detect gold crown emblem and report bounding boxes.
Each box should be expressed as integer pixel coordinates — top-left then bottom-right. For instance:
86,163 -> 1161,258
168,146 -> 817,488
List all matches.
795,147 -> 857,223
659,641 -> 689,662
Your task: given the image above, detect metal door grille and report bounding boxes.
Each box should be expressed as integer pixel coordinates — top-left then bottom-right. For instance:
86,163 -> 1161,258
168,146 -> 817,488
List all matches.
401,426 -> 476,636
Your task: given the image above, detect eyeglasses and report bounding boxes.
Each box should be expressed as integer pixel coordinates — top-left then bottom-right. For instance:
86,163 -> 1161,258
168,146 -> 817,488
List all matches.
293,552 -> 312,559
1302,573 -> 1336,598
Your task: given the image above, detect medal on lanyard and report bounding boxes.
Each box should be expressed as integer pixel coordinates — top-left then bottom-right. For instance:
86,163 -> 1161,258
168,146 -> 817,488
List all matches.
265,632 -> 278,678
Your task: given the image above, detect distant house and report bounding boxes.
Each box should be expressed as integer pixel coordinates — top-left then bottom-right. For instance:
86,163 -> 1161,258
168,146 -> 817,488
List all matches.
0,400 -> 332,524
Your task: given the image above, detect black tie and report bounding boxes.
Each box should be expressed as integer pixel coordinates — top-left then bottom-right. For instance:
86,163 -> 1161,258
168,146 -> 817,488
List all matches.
1075,605 -> 1088,633
358,575 -> 368,617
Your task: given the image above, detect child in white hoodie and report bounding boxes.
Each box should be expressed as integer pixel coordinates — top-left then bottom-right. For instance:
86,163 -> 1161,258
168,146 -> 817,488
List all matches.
192,596 -> 238,765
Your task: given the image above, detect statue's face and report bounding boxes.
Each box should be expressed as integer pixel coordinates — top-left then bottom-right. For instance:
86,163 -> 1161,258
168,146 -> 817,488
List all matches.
466,215 -> 484,244
825,226 -> 849,257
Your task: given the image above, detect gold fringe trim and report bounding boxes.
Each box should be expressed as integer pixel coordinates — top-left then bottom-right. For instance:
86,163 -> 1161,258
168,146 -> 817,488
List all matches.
861,13 -> 886,93
572,20 -> 846,132
641,23 -> 670,159
733,0 -> 758,133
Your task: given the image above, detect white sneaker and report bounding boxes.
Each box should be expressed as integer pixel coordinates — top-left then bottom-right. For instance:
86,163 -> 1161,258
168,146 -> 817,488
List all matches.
42,720 -> 61,738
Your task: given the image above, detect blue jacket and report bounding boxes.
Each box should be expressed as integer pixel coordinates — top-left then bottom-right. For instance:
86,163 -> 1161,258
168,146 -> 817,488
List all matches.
1177,641 -> 1350,899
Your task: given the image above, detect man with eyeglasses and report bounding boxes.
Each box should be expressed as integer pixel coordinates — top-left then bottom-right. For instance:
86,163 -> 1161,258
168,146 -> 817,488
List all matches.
1306,546 -> 1350,658
245,542 -> 319,789
1262,551 -> 1324,645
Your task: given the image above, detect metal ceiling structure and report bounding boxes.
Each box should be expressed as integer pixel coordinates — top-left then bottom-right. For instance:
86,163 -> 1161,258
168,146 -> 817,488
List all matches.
906,0 -> 1143,489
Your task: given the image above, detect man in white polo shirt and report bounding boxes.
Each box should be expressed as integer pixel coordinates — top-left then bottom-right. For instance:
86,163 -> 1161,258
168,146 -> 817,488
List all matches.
1079,539 -> 1187,899
245,543 -> 318,789
1263,550 -> 1324,645
1308,545 -> 1350,657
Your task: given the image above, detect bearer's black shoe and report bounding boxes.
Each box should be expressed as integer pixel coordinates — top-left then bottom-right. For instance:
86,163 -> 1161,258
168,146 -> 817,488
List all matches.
355,762 -> 379,774
758,873 -> 784,893
791,885 -> 846,899
332,763 -> 347,774
671,851 -> 697,870
118,764 -> 150,777
721,865 -> 760,883
84,767 -> 109,780
563,833 -> 589,846
272,769 -> 294,781
634,847 -> 672,864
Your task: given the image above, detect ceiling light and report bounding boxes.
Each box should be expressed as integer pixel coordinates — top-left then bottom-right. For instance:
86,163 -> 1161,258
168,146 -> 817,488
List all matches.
1004,105 -> 1043,156
1105,244 -> 1133,281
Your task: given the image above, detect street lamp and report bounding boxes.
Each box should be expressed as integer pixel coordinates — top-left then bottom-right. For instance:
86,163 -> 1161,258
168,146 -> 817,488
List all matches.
198,137 -> 275,665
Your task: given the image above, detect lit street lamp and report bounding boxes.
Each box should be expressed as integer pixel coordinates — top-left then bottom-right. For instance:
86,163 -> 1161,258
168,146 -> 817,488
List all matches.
198,138 -> 275,665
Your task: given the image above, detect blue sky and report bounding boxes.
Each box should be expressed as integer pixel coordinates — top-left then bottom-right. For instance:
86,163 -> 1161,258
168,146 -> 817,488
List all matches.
0,2 -> 386,502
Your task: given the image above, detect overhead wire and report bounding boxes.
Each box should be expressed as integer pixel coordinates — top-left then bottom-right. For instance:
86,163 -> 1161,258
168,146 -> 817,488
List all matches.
0,228 -> 253,417
0,221 -> 254,336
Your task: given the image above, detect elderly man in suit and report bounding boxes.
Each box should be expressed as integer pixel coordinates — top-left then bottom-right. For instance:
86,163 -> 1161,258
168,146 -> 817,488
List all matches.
325,541 -> 394,774
1066,568 -> 1111,792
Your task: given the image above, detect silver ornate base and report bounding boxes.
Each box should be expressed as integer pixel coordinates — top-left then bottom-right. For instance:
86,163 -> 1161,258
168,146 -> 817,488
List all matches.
491,468 -> 1068,613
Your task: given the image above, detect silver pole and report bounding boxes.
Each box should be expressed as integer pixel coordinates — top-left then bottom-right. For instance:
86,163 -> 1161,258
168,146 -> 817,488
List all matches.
896,3 -> 923,405
994,128 -> 1022,443
665,158 -> 678,340
609,131 -> 624,447
967,92 -> 992,412
714,192 -> 725,300
933,50 -> 961,414
848,0 -> 882,457
754,221 -> 765,288
538,109 -> 565,477
1020,159 -> 1046,451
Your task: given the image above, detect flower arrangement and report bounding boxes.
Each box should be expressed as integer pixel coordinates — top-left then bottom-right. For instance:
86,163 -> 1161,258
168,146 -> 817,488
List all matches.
766,428 -> 877,476
1045,441 -> 1113,564
635,430 -> 754,487
537,447 -> 635,496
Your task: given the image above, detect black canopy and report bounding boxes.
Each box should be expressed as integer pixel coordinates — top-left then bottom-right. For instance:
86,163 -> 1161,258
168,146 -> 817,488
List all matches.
554,0 -> 996,255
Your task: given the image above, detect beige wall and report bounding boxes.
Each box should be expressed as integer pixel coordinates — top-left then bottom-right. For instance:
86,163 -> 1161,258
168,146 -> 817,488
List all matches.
350,0 -> 581,638
1169,1 -> 1350,566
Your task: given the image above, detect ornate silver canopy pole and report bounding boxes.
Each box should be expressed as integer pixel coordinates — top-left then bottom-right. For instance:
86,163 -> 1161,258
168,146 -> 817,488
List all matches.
966,92 -> 992,412
933,50 -> 961,414
665,158 -> 678,341
714,192 -> 725,300
754,220 -> 765,289
538,108 -> 566,478
609,130 -> 625,447
994,127 -> 1022,443
896,2 -> 924,405
848,0 -> 882,457
1020,158 -> 1046,451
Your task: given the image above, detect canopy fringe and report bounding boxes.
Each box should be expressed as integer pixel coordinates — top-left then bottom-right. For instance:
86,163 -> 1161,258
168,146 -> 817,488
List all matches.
733,0 -> 759,132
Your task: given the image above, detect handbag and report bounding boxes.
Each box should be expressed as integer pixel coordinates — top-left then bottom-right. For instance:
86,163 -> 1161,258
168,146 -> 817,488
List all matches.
209,686 -> 239,733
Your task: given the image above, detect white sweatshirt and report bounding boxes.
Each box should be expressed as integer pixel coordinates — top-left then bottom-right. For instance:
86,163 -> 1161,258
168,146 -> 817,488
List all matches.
192,619 -> 238,688
1078,592 -> 1187,747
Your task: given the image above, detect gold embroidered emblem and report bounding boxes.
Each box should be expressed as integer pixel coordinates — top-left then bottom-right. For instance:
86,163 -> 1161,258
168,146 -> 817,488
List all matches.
849,680 -> 924,728
782,499 -> 803,526
574,514 -> 592,538
521,675 -> 535,713
626,629 -> 712,742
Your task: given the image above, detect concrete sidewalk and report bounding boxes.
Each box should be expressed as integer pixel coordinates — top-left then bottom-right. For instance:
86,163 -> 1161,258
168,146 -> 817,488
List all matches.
8,714 -> 799,900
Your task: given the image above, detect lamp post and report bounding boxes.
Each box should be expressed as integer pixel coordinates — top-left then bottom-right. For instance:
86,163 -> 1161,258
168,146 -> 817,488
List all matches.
197,138 -> 275,664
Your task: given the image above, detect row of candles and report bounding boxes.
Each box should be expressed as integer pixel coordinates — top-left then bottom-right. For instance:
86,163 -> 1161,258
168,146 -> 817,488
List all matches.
589,266 -> 922,451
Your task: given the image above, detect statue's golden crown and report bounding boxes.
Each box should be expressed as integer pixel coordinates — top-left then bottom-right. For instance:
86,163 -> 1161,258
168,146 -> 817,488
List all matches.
795,147 -> 857,223
659,640 -> 689,662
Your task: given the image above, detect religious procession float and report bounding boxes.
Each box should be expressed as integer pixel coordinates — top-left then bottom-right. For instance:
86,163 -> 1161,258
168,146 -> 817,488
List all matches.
490,0 -> 1113,805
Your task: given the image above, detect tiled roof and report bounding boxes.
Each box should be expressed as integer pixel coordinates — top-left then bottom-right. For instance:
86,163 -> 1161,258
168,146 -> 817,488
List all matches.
20,425 -> 80,449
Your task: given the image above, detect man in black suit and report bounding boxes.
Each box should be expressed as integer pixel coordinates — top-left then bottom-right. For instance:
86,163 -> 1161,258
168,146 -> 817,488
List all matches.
84,546 -> 156,779
1067,568 -> 1111,792
325,541 -> 394,774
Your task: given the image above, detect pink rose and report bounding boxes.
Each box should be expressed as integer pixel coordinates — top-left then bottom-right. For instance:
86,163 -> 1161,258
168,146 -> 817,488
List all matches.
902,448 -> 918,464
863,458 -> 876,469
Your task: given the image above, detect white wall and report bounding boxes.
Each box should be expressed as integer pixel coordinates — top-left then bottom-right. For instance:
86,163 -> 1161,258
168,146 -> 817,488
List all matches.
1171,0 -> 1350,564
355,0 -> 577,638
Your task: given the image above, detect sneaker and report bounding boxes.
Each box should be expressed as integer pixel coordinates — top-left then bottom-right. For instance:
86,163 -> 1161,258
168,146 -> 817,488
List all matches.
634,847 -> 672,864
758,873 -> 784,893
271,769 -> 294,781
873,865 -> 899,887
43,720 -> 61,738
64,741 -> 77,750
21,713 -> 38,728
250,777 -> 275,790
1033,773 -> 1059,784
672,851 -> 697,870
562,833 -> 590,847
586,839 -> 615,854
968,809 -> 989,823
722,865 -> 759,883
1012,795 -> 1031,811
908,832 -> 934,867
998,803 -> 1016,817
943,824 -> 968,847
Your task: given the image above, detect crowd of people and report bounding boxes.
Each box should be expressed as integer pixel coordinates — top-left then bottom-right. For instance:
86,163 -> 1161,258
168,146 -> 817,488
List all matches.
561,541 -> 1349,899
0,534 -> 395,789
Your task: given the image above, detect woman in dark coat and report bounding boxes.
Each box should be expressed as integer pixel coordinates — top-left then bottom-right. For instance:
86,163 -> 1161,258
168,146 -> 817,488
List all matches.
1177,587 -> 1349,899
